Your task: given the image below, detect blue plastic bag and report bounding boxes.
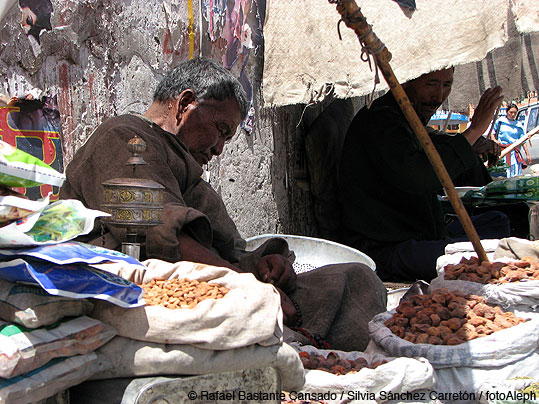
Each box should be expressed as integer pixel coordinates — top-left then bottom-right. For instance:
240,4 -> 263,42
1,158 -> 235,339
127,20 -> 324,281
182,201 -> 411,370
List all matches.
0,258 -> 144,308
0,241 -> 145,267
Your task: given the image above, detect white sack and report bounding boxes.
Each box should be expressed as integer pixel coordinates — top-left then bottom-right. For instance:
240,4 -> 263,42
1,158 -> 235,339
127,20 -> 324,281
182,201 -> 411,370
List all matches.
368,310 -> 539,368
366,340 -> 539,398
92,336 -> 305,392
0,352 -> 111,404
434,351 -> 539,399
432,251 -> 539,311
512,0 -> 539,34
293,344 -> 435,404
443,239 -> 499,255
91,259 -> 283,349
0,316 -> 116,379
0,278 -> 94,328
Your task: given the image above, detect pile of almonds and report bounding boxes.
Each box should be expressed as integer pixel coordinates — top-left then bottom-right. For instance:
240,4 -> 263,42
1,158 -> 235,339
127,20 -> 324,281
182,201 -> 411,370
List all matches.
140,278 -> 229,309
385,288 -> 527,345
298,351 -> 387,375
444,256 -> 539,284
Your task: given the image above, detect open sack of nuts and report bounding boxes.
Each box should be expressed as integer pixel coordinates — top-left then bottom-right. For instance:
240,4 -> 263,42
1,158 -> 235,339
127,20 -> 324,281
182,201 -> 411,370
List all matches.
431,238 -> 539,311
89,259 -> 283,350
368,288 -> 539,369
291,344 -> 435,403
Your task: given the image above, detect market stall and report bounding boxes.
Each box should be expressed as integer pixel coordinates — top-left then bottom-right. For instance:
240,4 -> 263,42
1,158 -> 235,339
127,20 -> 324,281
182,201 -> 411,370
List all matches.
2,0 -> 539,402
3,127 -> 539,404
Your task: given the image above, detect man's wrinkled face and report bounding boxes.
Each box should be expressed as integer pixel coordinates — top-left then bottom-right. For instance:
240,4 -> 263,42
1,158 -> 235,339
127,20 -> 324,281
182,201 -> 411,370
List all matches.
177,98 -> 242,166
403,68 -> 454,124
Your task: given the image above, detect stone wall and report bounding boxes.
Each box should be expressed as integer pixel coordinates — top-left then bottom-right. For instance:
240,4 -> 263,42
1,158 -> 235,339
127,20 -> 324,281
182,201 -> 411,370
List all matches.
0,0 -> 331,239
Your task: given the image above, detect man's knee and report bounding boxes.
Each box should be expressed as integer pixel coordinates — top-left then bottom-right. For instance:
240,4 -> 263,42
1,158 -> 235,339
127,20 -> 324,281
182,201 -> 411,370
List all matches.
471,210 -> 511,239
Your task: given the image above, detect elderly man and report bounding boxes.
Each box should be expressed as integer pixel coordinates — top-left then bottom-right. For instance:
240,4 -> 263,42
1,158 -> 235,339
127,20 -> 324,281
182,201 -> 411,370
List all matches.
338,68 -> 511,283
61,57 -> 387,351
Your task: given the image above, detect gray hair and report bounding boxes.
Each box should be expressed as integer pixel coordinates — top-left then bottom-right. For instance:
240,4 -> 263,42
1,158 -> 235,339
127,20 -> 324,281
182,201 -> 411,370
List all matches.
153,58 -> 248,119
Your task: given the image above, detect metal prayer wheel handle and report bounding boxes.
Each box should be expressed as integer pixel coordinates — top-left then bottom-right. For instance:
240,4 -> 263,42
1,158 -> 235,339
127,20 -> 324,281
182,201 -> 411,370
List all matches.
330,0 -> 489,262
125,135 -> 149,173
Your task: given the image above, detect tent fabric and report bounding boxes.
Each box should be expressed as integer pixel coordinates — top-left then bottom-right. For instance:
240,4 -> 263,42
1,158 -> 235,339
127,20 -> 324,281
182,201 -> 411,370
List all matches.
450,30 -> 539,113
512,0 -> 539,34
262,0 -> 536,107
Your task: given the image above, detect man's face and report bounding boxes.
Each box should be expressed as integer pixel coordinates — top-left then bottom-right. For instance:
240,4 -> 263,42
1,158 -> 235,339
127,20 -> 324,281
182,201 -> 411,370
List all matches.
403,68 -> 454,124
177,98 -> 242,166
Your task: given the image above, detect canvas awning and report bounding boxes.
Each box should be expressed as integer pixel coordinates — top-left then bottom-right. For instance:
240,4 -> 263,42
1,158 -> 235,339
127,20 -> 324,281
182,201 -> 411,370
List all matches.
262,0 -> 539,107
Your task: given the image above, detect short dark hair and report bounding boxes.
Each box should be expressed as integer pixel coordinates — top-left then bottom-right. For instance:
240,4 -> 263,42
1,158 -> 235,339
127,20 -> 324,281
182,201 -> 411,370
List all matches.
507,103 -> 519,111
153,58 -> 248,119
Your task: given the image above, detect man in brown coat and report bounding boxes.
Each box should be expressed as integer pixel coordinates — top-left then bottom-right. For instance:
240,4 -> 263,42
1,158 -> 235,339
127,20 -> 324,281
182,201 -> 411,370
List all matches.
61,57 -> 387,351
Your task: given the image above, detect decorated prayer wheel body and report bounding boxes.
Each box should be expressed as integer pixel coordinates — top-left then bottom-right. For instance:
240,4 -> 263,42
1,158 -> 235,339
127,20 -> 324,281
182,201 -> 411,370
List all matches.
101,177 -> 164,235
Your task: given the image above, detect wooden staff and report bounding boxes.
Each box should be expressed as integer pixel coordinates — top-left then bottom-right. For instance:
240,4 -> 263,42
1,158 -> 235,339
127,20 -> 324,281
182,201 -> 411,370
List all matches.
499,126 -> 539,159
441,111 -> 452,133
331,0 -> 489,262
486,105 -> 501,141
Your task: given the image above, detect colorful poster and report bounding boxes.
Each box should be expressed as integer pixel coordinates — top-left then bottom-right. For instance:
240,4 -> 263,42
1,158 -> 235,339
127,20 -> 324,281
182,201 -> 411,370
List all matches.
0,96 -> 64,200
201,0 -> 264,133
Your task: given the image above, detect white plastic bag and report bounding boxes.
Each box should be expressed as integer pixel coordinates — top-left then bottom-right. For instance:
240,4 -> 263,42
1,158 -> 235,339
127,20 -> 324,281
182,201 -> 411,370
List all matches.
0,194 -> 50,227
0,199 -> 108,247
0,140 -> 65,188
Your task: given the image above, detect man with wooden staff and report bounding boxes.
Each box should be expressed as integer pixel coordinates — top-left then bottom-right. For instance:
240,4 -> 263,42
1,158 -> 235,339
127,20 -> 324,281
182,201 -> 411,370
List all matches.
338,67 -> 511,283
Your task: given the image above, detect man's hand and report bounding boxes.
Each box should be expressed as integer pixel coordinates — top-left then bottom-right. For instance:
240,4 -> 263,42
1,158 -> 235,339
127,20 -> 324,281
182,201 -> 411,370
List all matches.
256,254 -> 297,293
473,136 -> 501,167
276,287 -> 298,327
465,86 -> 504,145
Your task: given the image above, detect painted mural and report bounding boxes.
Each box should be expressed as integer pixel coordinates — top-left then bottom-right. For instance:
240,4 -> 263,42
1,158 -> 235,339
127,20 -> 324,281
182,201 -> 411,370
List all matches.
202,0 -> 264,132
0,96 -> 64,200
18,0 -> 54,45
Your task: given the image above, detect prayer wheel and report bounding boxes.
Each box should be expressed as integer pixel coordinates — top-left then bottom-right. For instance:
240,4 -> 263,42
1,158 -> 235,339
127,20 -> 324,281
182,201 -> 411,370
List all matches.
101,135 -> 164,259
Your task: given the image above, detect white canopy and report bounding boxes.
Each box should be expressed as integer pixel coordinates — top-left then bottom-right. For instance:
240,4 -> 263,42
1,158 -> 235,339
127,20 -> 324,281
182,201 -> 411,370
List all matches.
262,0 -> 539,107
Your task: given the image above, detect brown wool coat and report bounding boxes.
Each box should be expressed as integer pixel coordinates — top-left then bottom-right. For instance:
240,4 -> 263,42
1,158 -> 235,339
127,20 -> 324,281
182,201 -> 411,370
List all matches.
61,114 -> 387,351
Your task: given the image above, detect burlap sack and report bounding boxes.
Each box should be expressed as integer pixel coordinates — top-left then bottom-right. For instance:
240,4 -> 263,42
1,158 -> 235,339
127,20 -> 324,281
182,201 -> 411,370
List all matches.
90,259 -> 283,350
92,336 -> 305,392
293,344 -> 435,403
368,309 -> 539,368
